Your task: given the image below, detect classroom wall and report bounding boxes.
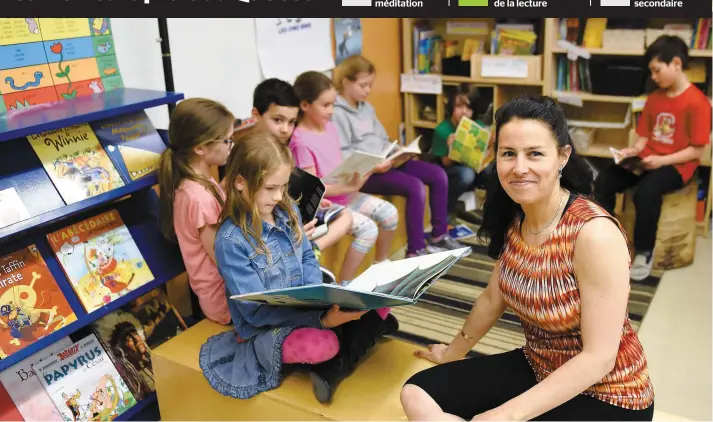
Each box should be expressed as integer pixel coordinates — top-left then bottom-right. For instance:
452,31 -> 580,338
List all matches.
111,18 -> 403,136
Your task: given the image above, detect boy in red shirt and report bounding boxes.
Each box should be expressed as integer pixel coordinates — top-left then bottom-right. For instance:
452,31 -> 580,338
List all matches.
595,35 -> 711,281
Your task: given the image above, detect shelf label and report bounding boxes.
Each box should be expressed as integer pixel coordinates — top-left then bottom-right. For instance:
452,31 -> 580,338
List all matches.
554,91 -> 584,107
632,96 -> 648,112
480,57 -> 528,79
400,74 -> 442,95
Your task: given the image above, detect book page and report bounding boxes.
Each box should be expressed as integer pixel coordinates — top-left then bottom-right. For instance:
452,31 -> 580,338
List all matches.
345,260 -> 420,293
323,152 -> 385,184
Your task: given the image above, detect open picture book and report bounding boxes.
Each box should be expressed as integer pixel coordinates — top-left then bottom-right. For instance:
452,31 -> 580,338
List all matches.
230,247 -> 470,310
609,147 -> 644,175
324,136 -> 422,184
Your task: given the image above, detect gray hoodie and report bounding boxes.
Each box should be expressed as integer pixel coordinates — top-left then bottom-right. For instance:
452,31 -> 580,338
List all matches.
332,95 -> 390,159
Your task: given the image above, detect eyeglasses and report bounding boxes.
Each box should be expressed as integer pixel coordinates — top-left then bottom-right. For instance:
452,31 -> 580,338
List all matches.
222,139 -> 233,146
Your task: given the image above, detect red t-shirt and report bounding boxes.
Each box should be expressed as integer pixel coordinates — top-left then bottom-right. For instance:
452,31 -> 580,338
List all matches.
636,85 -> 712,183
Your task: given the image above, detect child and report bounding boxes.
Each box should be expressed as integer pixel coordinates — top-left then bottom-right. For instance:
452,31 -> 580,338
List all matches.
246,78 -> 354,256
332,55 -> 468,257
594,35 -> 711,280
431,86 -> 493,220
158,98 -> 235,325
200,132 -> 396,403
291,71 -> 399,282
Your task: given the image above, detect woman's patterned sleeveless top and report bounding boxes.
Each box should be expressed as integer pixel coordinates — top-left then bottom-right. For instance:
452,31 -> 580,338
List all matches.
499,195 -> 654,410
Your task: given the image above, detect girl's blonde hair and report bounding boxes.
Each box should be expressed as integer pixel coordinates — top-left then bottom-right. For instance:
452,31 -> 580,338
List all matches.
158,98 -> 235,241
333,55 -> 375,92
220,131 -> 302,257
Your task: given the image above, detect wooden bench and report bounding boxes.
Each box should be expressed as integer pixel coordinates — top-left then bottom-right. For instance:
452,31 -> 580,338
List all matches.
621,180 -> 698,270
152,319 -> 434,421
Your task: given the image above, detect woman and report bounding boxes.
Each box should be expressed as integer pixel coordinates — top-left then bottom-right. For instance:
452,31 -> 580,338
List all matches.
400,96 -> 654,421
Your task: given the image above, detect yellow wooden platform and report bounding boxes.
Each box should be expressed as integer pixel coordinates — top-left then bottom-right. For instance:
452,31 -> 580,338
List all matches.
152,319 -> 434,421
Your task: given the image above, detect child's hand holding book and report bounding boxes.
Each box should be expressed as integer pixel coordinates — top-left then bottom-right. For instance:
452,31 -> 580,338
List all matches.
320,304 -> 368,328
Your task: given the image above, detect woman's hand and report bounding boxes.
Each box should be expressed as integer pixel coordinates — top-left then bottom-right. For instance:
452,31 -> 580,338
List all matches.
320,305 -> 367,328
414,343 -> 451,364
303,218 -> 318,240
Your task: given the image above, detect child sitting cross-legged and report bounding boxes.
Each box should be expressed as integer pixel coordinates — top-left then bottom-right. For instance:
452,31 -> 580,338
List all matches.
200,132 -> 397,404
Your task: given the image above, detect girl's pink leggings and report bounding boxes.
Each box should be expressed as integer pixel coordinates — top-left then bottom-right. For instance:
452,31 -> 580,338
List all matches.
282,308 -> 390,364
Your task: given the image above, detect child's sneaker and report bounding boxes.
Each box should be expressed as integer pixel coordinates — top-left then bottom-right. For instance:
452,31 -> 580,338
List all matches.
630,252 -> 654,281
429,234 -> 471,256
406,248 -> 431,258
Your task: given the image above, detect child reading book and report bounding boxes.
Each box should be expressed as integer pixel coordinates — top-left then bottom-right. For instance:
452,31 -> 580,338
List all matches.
431,86 -> 494,220
332,55 -> 468,258
594,35 -> 711,281
201,132 -> 397,404
291,71 -> 399,283
158,98 -> 235,325
244,78 -> 353,258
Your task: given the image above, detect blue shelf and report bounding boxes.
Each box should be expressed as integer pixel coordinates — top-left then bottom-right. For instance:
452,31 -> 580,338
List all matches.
0,88 -> 183,142
0,191 -> 186,373
0,174 -> 158,242
117,393 -> 158,421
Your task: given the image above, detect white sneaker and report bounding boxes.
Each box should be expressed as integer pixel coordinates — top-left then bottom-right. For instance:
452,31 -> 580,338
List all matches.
630,253 -> 653,281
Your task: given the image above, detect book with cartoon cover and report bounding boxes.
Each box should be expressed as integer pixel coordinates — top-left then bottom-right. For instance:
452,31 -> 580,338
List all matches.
0,337 -> 73,421
46,210 -> 154,313
91,289 -> 186,400
34,334 -> 137,421
448,117 -> 491,173
90,111 -> 166,182
0,245 -> 77,359
27,124 -> 125,205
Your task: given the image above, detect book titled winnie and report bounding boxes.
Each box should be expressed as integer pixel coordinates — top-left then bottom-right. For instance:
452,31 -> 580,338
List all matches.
27,124 -> 125,205
46,210 -> 154,313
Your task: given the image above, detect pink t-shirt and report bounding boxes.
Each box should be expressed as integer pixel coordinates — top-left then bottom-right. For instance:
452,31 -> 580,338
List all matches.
290,122 -> 348,205
173,178 -> 230,324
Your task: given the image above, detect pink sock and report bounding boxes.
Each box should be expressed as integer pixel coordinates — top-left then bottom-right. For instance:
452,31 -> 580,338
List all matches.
375,308 -> 390,320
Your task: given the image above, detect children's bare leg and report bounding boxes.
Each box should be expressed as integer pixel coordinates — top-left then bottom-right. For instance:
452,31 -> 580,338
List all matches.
339,211 -> 378,282
375,229 -> 396,262
313,210 -> 353,250
338,247 -> 367,283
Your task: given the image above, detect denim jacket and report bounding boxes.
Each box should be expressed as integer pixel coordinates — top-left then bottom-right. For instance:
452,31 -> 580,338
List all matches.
199,205 -> 325,399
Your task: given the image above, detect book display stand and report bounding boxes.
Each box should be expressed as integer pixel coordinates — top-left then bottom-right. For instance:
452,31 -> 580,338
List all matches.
0,88 -> 185,420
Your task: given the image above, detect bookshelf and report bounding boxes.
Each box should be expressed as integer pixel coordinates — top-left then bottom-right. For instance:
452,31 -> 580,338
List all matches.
0,88 -> 185,418
402,17 -> 713,237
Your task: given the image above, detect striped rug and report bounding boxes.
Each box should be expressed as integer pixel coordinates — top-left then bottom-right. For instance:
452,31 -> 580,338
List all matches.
390,229 -> 662,356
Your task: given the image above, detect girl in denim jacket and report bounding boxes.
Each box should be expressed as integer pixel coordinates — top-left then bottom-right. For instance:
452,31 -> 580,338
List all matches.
200,131 -> 397,403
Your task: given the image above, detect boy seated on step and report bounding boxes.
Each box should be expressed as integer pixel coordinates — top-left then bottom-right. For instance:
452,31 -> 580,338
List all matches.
241,78 -> 354,262
430,86 -> 494,224
594,35 -> 711,281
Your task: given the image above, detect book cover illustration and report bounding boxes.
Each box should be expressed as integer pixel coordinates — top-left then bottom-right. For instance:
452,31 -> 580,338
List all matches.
34,334 -> 137,421
288,167 -> 326,224
0,245 -> 77,359
0,138 -> 66,226
92,289 -> 186,400
27,124 -> 125,205
448,117 -> 491,173
90,110 -> 166,182
232,248 -> 469,310
46,210 -> 154,313
0,336 -> 73,421
0,187 -> 30,229
0,382 -> 24,421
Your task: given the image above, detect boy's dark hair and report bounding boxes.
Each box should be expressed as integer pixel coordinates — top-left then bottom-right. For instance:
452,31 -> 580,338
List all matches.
253,78 -> 300,115
644,35 -> 689,69
446,84 -> 493,123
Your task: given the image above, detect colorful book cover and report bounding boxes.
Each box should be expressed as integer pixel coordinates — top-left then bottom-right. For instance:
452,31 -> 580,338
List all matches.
27,124 -> 125,205
0,336 -> 73,421
0,138 -> 66,228
46,210 -> 154,314
92,289 -> 186,400
34,334 -> 137,421
0,244 -> 77,359
90,110 -> 166,182
448,117 -> 491,173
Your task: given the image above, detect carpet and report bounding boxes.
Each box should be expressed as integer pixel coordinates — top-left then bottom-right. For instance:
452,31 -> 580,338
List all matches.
390,228 -> 663,357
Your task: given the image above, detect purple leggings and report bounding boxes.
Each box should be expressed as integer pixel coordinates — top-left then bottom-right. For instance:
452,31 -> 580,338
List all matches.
361,160 -> 449,254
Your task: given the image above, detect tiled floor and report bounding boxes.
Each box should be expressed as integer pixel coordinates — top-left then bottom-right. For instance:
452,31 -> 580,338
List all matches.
638,236 -> 712,421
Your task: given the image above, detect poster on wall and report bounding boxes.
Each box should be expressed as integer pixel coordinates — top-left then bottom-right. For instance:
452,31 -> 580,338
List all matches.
334,18 -> 363,65
0,18 -> 123,113
255,18 -> 335,83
